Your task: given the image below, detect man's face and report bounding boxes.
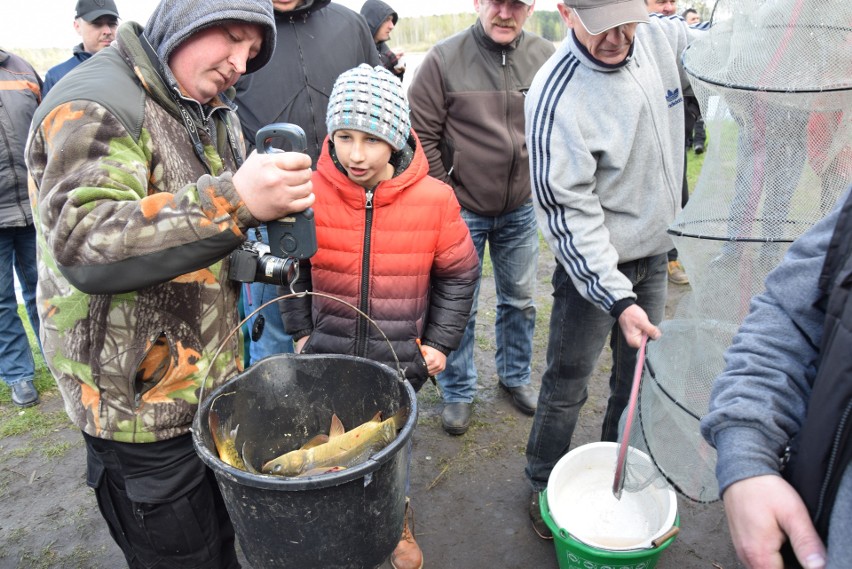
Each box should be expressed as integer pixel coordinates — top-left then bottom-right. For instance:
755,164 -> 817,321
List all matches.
646,0 -> 676,16
272,0 -> 305,12
474,0 -> 534,46
375,15 -> 395,43
684,11 -> 700,24
559,4 -> 637,65
74,15 -> 118,54
169,23 -> 264,104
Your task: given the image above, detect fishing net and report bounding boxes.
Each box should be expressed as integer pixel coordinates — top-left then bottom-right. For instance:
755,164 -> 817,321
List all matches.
618,0 -> 852,502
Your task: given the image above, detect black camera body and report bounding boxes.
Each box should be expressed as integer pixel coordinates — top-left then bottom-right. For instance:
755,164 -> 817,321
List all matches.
229,123 -> 317,286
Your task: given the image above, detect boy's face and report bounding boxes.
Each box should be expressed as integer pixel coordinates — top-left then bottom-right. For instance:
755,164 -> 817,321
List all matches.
332,130 -> 394,189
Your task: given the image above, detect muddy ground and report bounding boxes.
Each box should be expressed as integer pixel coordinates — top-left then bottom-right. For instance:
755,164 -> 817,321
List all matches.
0,249 -> 742,569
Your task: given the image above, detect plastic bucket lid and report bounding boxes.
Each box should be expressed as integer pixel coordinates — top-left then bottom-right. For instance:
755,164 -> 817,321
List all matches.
546,442 -> 677,551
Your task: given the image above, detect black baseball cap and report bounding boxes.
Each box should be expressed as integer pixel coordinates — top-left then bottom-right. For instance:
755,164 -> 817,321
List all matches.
75,0 -> 119,22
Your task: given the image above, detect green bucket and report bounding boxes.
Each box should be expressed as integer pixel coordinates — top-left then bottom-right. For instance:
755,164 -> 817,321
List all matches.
541,489 -> 679,569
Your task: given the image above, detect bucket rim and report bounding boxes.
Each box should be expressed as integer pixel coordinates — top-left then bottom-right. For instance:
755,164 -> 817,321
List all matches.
191,354 -> 418,491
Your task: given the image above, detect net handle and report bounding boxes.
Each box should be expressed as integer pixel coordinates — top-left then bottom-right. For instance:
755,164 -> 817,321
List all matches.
612,333 -> 648,500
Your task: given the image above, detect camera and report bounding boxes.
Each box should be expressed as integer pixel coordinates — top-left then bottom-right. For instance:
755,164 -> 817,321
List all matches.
228,123 -> 317,286
229,239 -> 297,286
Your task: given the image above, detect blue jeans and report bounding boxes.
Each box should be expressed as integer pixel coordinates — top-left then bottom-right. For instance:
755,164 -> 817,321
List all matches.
437,201 -> 538,403
525,254 -> 667,491
243,225 -> 293,364
0,225 -> 39,387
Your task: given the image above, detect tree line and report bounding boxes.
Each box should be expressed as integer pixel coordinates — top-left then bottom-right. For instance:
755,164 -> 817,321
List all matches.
391,3 -> 714,52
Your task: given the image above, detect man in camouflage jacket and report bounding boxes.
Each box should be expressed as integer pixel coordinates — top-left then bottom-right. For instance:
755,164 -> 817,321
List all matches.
25,0 -> 314,566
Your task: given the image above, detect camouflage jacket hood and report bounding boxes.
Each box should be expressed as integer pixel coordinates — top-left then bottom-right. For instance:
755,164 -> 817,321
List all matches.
26,22 -> 256,442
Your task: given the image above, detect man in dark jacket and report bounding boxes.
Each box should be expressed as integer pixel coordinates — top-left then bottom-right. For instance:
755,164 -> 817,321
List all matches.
360,0 -> 406,80
42,0 -> 120,96
408,0 -> 554,436
0,49 -> 41,408
234,0 -> 379,366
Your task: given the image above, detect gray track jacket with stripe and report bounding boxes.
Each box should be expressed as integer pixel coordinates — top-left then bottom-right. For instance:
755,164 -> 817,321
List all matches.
526,14 -> 693,315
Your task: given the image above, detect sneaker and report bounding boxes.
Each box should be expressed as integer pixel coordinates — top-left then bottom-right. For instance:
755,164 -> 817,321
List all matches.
390,498 -> 423,569
667,260 -> 689,285
11,381 -> 39,408
529,492 -> 552,540
694,142 -> 705,155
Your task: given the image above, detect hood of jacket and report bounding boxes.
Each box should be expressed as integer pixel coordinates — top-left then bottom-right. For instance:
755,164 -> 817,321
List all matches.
318,130 -> 428,209
360,0 -> 397,38
275,0 -> 331,22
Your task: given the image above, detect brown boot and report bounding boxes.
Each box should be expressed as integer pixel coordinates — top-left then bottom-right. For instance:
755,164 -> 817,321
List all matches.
390,497 -> 423,569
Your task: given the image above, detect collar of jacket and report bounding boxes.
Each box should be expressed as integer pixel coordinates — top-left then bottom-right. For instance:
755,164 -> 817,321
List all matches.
472,18 -> 524,53
275,0 -> 331,22
72,43 -> 90,56
569,30 -> 635,72
119,22 -> 235,127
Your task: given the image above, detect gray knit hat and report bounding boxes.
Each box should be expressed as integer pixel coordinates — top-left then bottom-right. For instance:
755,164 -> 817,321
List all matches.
326,64 -> 411,151
143,0 -> 276,75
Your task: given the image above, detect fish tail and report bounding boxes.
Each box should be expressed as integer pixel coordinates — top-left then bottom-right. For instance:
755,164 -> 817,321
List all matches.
391,406 -> 409,430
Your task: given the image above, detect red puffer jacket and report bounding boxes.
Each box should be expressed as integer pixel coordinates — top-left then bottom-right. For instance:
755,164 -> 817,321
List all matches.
281,131 -> 480,391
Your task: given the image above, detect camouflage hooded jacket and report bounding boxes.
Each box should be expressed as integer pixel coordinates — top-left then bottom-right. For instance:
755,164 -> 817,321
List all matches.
26,22 -> 258,443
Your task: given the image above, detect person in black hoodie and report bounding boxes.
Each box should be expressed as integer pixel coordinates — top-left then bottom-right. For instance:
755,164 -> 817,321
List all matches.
360,0 -> 406,80
233,0 -> 379,369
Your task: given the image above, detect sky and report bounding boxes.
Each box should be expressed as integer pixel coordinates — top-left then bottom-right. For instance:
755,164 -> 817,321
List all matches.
3,0 -> 563,49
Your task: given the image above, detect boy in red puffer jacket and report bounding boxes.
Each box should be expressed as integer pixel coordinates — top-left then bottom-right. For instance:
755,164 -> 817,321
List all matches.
280,64 -> 480,569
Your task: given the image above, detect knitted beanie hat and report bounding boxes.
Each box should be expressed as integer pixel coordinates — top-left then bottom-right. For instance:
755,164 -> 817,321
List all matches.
143,0 -> 276,75
326,64 -> 411,151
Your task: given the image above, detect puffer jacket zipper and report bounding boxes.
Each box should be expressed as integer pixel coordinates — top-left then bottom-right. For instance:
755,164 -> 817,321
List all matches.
355,188 -> 375,356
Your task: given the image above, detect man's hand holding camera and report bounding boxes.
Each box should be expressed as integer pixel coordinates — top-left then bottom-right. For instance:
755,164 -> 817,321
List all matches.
233,149 -> 314,222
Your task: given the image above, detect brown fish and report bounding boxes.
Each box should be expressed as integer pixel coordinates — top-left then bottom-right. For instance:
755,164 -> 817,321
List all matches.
209,409 -> 246,471
261,408 -> 407,477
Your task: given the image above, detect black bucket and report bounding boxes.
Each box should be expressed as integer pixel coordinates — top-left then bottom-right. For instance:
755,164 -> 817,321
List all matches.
192,353 -> 417,569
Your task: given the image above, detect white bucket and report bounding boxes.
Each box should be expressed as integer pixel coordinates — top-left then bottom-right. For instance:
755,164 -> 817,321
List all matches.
546,442 -> 678,551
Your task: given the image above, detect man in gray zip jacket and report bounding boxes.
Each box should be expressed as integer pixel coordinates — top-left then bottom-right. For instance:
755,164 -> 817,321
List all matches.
408,0 -> 554,436
524,0 -> 700,538
0,49 -> 41,408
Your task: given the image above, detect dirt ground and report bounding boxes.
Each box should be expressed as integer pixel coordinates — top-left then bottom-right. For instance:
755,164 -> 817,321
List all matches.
0,250 -> 743,569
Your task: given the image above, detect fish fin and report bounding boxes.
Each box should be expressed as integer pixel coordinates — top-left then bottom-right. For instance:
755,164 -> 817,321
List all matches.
370,411 -> 382,422
328,414 -> 346,438
230,423 -> 240,440
391,407 -> 409,430
299,465 -> 347,477
300,434 -> 330,450
242,442 -> 259,474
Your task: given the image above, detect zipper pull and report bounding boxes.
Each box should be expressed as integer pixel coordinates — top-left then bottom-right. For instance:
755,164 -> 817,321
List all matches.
502,50 -> 506,66
365,190 -> 374,209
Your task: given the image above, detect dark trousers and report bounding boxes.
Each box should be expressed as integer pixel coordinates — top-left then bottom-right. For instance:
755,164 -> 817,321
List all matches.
83,432 -> 240,569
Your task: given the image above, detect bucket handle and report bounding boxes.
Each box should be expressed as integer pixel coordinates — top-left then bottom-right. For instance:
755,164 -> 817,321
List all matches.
198,290 -> 407,404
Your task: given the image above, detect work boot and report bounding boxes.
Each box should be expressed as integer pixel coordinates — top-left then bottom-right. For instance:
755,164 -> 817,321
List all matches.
529,492 -> 552,540
499,383 -> 537,415
391,497 -> 423,569
667,260 -> 689,285
441,402 -> 471,435
11,381 -> 39,408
